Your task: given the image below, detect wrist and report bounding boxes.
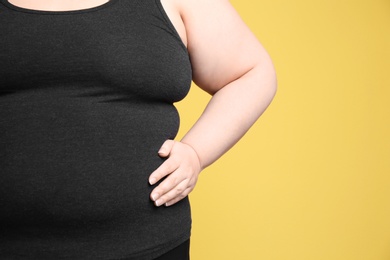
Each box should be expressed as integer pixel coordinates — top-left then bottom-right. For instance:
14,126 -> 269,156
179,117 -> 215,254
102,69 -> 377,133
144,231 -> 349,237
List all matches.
180,141 -> 204,171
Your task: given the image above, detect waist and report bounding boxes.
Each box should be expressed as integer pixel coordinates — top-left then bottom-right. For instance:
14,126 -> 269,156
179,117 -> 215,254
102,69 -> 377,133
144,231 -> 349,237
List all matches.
0,87 -> 179,226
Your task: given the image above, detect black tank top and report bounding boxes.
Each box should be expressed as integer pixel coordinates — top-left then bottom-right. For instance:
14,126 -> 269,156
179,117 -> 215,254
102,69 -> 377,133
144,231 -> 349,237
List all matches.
0,0 -> 192,259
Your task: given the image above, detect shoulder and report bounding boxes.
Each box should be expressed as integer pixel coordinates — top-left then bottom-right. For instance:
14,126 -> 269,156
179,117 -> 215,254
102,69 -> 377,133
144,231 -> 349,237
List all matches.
162,0 -> 271,94
160,0 -> 233,46
160,0 -> 188,46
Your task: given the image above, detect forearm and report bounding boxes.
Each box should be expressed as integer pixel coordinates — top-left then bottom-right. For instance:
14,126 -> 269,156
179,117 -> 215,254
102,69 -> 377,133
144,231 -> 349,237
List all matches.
181,63 -> 277,169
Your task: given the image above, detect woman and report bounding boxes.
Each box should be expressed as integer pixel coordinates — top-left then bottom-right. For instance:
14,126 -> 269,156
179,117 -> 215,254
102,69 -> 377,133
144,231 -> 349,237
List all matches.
0,0 -> 276,259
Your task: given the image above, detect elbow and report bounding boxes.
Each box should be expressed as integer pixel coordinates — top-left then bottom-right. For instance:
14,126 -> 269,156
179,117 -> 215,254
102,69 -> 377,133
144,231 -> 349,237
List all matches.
263,53 -> 278,95
269,68 -> 278,101
264,68 -> 277,110
253,59 -> 278,105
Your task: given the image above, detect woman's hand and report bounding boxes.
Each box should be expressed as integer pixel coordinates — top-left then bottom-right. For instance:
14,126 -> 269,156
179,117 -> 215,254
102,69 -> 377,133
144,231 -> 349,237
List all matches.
149,140 -> 202,207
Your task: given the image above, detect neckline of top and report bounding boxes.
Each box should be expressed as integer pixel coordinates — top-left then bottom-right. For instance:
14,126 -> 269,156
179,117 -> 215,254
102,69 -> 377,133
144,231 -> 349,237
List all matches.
0,0 -> 119,15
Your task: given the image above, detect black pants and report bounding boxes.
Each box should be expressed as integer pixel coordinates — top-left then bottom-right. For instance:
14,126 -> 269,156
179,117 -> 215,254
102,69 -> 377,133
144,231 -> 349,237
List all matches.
153,239 -> 190,260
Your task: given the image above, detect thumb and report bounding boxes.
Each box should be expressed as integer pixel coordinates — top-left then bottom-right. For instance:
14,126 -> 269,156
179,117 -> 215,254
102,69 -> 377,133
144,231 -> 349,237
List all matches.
158,139 -> 175,157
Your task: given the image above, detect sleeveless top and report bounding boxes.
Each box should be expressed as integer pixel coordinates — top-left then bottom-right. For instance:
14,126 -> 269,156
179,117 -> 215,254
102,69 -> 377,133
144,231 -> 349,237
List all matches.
0,0 -> 192,259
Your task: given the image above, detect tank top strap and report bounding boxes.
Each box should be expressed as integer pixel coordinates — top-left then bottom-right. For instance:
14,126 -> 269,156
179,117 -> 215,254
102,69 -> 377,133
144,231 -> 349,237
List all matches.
133,0 -> 186,51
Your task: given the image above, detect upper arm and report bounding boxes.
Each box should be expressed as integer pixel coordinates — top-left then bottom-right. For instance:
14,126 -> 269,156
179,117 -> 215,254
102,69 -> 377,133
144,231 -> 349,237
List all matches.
177,0 -> 274,95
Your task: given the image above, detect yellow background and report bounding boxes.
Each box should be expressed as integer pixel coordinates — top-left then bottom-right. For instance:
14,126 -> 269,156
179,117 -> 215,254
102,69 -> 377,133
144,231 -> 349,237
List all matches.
176,0 -> 390,259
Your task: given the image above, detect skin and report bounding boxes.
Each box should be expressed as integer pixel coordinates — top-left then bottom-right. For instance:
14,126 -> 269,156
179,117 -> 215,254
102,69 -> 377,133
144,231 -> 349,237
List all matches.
9,0 -> 277,207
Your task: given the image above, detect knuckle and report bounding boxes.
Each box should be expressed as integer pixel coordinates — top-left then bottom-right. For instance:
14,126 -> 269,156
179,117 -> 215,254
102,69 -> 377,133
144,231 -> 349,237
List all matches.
170,176 -> 180,187
163,140 -> 175,149
157,183 -> 169,193
175,187 -> 184,194
178,193 -> 186,200
158,187 -> 168,196
165,139 -> 174,145
160,179 -> 176,191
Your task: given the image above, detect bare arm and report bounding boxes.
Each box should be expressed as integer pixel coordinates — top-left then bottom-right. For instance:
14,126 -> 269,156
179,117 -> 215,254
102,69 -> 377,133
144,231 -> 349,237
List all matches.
149,0 -> 277,206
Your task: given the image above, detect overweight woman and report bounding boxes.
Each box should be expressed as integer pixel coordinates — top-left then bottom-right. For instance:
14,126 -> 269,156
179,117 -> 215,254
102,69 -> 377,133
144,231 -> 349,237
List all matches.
0,0 -> 277,259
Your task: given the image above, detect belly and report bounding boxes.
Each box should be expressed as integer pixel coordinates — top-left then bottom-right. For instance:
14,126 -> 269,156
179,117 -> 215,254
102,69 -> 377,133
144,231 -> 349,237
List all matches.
0,87 -> 179,227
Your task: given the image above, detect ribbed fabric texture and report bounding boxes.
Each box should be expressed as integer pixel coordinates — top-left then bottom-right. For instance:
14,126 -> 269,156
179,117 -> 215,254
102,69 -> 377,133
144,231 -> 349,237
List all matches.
0,0 -> 192,259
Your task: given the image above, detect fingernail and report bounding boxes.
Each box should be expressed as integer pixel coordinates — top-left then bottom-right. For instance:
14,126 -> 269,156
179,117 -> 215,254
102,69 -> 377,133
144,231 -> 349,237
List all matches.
149,178 -> 157,185
155,199 -> 162,207
151,193 -> 159,201
158,148 -> 166,155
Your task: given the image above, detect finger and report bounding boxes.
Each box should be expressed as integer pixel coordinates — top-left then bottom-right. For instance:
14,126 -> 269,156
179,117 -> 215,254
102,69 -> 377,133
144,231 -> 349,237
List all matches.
151,170 -> 187,202
149,156 -> 180,185
164,187 -> 193,207
158,139 -> 175,157
154,179 -> 191,207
